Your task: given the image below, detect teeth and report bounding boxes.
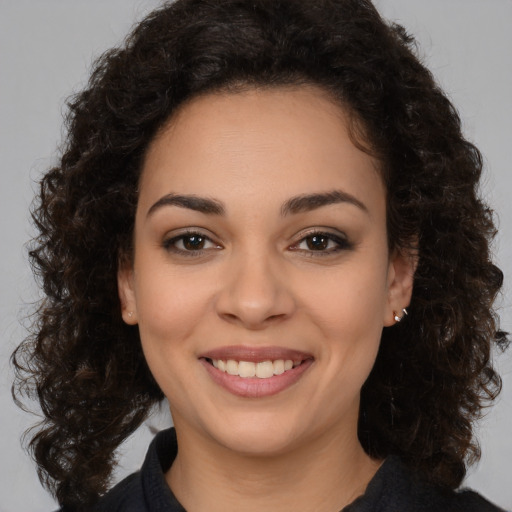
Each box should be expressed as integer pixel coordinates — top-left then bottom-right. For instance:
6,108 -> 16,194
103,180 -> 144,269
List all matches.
210,358 -> 302,378
238,361 -> 256,378
256,361 -> 274,378
226,360 -> 238,375
273,359 -> 285,375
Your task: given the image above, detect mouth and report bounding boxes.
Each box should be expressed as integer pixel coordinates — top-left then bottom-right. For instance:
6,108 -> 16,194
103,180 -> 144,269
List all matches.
199,346 -> 314,398
204,358 -> 304,378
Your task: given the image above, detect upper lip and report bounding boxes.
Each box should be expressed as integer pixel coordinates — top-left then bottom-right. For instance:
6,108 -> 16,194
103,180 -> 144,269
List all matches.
200,345 -> 313,363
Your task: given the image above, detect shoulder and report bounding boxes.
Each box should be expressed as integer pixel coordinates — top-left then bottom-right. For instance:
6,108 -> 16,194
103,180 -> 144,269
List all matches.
405,479 -> 505,512
92,427 -> 179,511
90,471 -> 146,512
57,428 -> 180,512
388,458 -> 505,512
56,471 -> 146,512
451,488 -> 507,512
347,456 -> 506,512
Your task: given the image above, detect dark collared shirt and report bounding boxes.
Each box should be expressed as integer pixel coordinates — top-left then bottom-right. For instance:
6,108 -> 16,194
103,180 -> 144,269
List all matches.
79,428 -> 504,512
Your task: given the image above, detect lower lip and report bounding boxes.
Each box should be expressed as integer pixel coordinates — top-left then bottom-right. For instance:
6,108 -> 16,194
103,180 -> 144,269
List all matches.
200,358 -> 313,398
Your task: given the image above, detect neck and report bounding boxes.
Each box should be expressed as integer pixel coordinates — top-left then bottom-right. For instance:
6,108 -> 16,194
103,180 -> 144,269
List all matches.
166,418 -> 381,512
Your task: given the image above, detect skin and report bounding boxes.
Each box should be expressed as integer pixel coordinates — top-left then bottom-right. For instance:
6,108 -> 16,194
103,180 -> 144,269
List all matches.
118,86 -> 415,512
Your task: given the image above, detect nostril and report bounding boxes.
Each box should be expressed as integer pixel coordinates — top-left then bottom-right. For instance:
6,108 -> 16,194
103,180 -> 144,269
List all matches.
221,312 -> 240,323
268,313 -> 286,321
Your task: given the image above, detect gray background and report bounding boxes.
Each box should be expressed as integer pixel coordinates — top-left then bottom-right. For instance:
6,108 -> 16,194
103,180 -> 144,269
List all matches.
1,1 -> 511,510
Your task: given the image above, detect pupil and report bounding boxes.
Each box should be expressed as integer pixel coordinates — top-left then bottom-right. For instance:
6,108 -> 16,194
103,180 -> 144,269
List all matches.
184,235 -> 204,250
307,235 -> 328,250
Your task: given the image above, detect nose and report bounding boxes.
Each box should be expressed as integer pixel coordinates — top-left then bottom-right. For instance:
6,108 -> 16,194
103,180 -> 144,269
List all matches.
215,250 -> 296,330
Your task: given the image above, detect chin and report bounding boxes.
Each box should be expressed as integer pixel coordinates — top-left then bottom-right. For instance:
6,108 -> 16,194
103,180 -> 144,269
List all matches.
205,411 -> 308,457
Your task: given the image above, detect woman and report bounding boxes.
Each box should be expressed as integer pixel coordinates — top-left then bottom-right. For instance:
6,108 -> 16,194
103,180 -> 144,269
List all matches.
12,0 -> 508,510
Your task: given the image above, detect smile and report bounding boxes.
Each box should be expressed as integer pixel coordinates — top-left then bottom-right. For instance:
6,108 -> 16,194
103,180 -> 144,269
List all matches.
209,358 -> 302,378
199,346 -> 314,398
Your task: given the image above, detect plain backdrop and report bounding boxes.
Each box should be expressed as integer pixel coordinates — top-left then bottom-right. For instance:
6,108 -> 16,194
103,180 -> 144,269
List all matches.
1,1 -> 511,510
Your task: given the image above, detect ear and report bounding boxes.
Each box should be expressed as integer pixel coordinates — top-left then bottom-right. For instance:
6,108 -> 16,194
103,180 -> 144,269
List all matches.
118,260 -> 138,325
383,246 -> 417,327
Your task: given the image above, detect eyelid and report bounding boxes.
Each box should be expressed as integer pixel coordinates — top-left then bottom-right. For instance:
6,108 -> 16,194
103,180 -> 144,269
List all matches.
289,228 -> 352,254
162,228 -> 222,255
161,226 -> 351,257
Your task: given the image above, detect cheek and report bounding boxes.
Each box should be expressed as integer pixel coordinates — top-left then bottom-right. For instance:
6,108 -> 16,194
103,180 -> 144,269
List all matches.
298,255 -> 389,374
134,268 -> 217,403
134,264 -> 215,348
299,258 -> 389,332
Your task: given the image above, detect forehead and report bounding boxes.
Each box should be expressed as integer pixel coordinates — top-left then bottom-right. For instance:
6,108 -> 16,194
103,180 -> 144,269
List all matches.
139,86 -> 385,216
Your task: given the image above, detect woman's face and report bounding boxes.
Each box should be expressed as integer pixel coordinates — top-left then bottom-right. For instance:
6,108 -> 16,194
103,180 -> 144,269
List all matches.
119,86 -> 414,456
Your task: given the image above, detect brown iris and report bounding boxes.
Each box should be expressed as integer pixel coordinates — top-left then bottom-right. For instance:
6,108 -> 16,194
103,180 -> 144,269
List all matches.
306,235 -> 329,250
183,235 -> 206,250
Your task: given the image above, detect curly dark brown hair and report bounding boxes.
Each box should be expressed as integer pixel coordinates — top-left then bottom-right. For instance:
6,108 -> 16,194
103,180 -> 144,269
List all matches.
12,0 -> 507,509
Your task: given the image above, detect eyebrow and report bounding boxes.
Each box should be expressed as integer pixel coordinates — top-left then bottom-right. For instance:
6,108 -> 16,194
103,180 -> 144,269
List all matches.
280,190 -> 368,216
147,194 -> 225,217
146,189 -> 367,218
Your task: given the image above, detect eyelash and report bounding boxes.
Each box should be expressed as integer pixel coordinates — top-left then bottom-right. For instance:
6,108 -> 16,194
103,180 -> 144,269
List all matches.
162,230 -> 351,257
162,230 -> 220,256
290,231 -> 352,256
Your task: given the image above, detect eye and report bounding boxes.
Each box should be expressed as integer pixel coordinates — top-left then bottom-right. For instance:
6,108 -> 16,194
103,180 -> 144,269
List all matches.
163,231 -> 221,254
300,234 -> 335,251
290,231 -> 351,255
